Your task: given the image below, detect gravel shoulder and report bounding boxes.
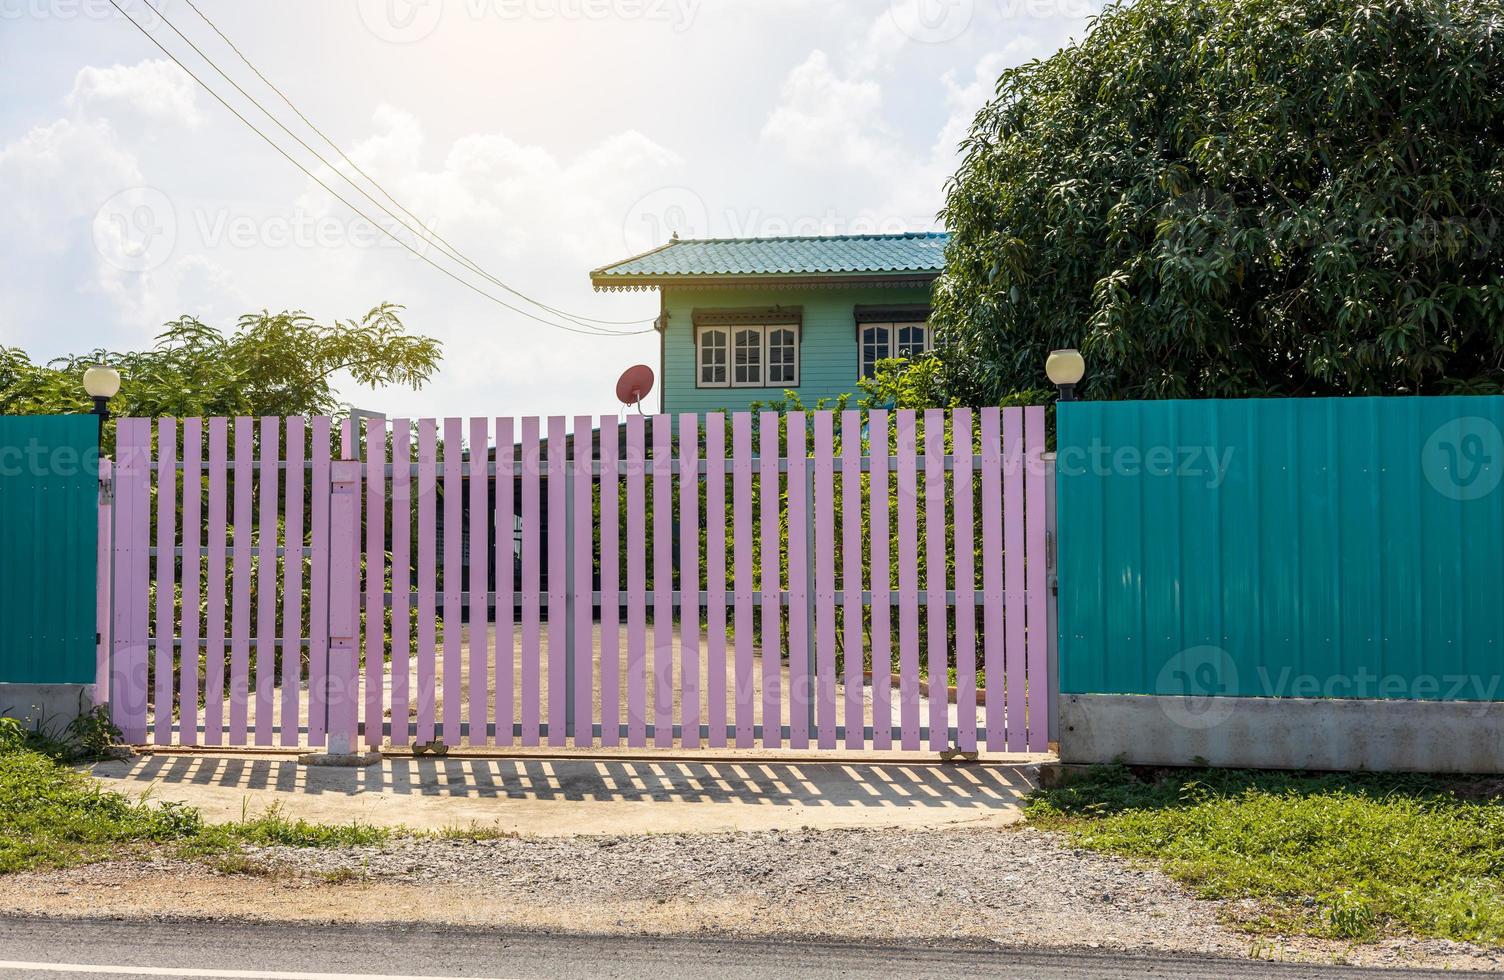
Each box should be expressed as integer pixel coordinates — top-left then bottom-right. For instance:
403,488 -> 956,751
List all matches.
2,825 -> 1501,973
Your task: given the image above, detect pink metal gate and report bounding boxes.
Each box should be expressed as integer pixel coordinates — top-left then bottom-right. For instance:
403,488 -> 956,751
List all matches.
103,409 -> 1052,752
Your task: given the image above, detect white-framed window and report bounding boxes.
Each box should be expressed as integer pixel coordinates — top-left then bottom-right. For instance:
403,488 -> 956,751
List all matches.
696,322 -> 800,388
860,321 -> 929,379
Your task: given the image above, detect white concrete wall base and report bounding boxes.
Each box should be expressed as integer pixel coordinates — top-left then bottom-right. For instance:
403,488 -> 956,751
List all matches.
0,684 -> 93,734
1060,694 -> 1504,773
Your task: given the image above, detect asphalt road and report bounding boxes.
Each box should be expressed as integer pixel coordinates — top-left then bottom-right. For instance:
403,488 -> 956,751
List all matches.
0,917 -> 1452,979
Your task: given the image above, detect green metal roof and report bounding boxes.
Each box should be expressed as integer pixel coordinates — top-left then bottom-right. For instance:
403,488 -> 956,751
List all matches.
591,232 -> 949,289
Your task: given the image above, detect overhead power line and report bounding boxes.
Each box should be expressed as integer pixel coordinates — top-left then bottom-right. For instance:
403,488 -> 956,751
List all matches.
104,0 -> 654,338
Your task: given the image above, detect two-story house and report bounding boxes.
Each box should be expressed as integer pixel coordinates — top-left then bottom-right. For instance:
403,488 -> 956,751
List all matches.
590,232 -> 947,414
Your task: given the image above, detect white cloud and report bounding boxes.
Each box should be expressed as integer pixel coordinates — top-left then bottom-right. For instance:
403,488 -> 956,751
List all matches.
760,50 -> 895,175
66,60 -> 202,127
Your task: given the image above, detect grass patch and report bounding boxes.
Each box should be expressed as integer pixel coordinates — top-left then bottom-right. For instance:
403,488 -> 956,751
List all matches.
1027,766 -> 1504,944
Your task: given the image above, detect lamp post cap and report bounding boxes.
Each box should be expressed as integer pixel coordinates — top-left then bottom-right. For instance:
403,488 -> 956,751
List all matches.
83,365 -> 122,399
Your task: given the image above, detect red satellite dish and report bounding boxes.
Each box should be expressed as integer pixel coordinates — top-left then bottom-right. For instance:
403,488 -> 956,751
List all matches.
616,364 -> 655,412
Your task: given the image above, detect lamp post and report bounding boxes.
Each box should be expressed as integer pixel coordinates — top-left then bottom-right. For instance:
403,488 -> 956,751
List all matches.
1046,349 -> 1085,402
82,365 -> 121,448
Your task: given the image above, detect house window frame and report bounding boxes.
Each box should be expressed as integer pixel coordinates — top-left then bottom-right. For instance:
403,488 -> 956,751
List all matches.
694,316 -> 801,389
858,321 -> 931,380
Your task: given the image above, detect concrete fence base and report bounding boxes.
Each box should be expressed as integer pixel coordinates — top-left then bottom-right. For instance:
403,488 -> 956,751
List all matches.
0,683 -> 94,736
1060,694 -> 1504,774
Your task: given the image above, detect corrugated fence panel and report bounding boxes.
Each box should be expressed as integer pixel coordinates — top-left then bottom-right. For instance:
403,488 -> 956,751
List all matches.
0,416 -> 99,686
1058,397 -> 1504,701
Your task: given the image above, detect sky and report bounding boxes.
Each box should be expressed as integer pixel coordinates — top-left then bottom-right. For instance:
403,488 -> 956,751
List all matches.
0,0 -> 1100,419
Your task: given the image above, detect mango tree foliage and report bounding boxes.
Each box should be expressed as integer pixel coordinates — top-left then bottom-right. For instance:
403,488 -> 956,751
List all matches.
933,0 -> 1504,402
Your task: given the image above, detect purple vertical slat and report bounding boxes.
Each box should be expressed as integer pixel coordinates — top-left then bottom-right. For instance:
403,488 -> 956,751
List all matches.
812,413 -> 838,750
624,414 -> 648,748
280,418 -> 304,747
365,418 -> 387,748
785,414 -> 810,750
702,413 -> 727,748
204,419 -> 229,746
924,409 -> 950,752
953,409 -> 978,753
597,417 -> 620,747
153,418 -> 176,745
652,415 -> 675,747
895,410 -> 921,751
111,419 -> 150,744
572,416 -> 594,748
179,424 -> 201,746
470,418 -> 491,746
307,417 -> 331,747
1023,406 -> 1051,751
255,418 -> 278,746
443,418 -> 464,744
389,421 -> 412,747
520,418 -> 543,747
96,457 -> 113,701
546,416 -> 568,748
495,419 -> 515,745
416,420 -> 439,746
758,412 -> 780,749
679,414 -> 702,749
1002,408 -> 1027,752
869,411 -> 893,750
840,411 -> 864,750
980,409 -> 1006,750
327,458 -> 362,749
732,413 -> 755,749
229,418 -> 254,744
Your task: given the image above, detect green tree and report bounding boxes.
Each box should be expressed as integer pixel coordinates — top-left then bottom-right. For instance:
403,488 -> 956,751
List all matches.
934,0 -> 1504,403
0,304 -> 442,433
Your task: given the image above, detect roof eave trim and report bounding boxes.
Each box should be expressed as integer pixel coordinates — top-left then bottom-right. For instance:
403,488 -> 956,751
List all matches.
591,272 -> 940,292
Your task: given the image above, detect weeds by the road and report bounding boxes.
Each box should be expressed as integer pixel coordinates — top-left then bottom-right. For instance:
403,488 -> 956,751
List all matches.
1027,766 -> 1504,945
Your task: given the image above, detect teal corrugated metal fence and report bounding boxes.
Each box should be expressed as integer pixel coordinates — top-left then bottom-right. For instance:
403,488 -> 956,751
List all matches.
1058,397 -> 1504,701
0,416 -> 99,685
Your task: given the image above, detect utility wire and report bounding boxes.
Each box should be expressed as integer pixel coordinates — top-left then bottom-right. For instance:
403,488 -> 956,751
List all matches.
105,0 -> 654,338
179,0 -> 650,328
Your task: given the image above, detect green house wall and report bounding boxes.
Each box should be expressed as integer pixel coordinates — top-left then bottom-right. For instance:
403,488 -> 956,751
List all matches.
659,283 -> 934,415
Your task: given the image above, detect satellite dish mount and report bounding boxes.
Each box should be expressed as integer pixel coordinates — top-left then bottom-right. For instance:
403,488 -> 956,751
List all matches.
616,364 -> 655,417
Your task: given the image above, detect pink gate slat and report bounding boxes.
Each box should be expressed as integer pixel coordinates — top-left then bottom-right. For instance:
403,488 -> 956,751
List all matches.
980,409 -> 1005,749
307,417 -> 332,747
840,411 -> 864,749
953,409 -> 978,753
785,414 -> 810,749
546,416 -> 568,748
623,414 -> 647,747
444,418 -> 465,744
1024,406 -> 1051,750
365,418 -> 387,748
868,411 -> 893,750
470,417 -> 492,746
1002,408 -> 1027,752
758,412 -> 780,749
572,417 -> 594,748
229,418 -> 254,743
255,418 -> 279,745
924,409 -> 950,752
152,418 -> 176,745
679,414 -> 702,749
179,421 -> 201,746
519,418 -> 543,746
812,412 -> 837,750
895,410 -> 921,751
390,421 -> 412,747
112,418 -> 150,744
204,419 -> 229,745
96,457 -> 113,703
280,418 -> 304,747
652,415 -> 675,747
732,413 -> 755,749
702,412 -> 727,748
494,420 -> 515,746
415,419 -> 438,746
596,416 -> 620,747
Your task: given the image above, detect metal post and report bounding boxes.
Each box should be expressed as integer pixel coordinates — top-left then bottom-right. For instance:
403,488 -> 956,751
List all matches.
563,460 -> 576,739
1043,450 -> 1060,744
804,454 -> 817,737
323,459 -> 362,758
